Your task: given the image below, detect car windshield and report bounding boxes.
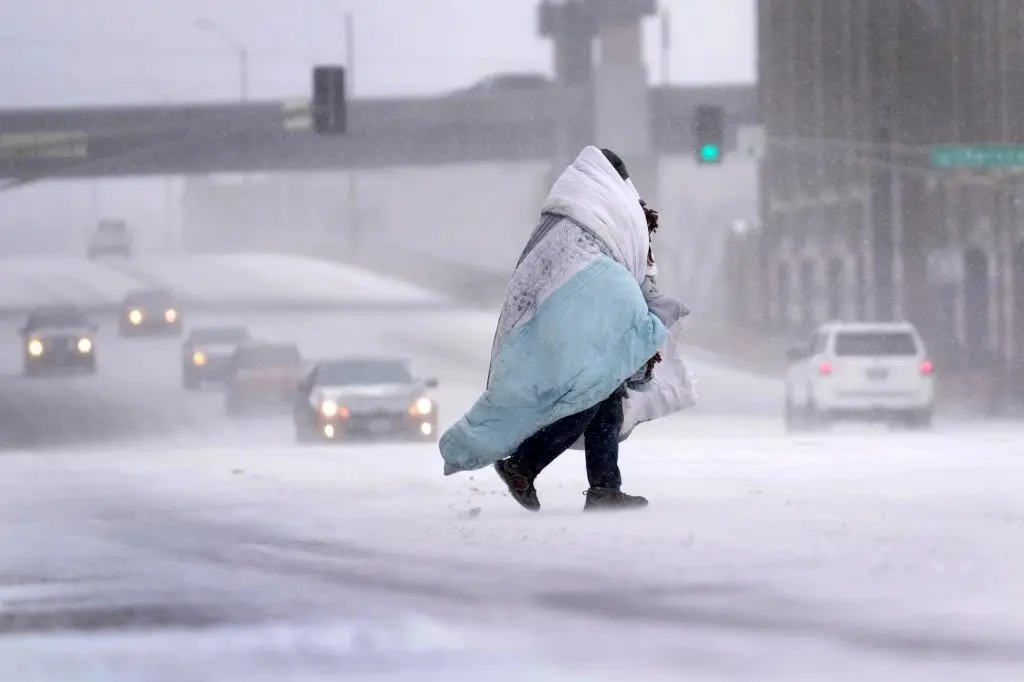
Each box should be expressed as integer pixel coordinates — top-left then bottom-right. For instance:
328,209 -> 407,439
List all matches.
833,331 -> 918,357
27,307 -> 87,328
98,222 -> 125,233
237,346 -> 301,369
192,327 -> 248,344
316,360 -> 412,385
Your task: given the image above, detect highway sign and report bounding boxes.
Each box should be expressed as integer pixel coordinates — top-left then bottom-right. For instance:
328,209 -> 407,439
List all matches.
931,145 -> 1024,168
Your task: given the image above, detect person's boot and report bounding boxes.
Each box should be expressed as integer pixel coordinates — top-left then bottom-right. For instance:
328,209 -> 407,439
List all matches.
493,459 -> 540,512
582,487 -> 648,511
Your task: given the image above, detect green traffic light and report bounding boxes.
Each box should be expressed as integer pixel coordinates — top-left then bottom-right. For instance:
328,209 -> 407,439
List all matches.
700,144 -> 721,162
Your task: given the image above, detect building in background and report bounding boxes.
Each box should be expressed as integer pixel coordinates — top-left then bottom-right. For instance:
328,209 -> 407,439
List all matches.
757,0 -> 1024,402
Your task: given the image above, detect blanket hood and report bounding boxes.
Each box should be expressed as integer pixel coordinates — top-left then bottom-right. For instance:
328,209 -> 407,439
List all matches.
541,146 -> 650,283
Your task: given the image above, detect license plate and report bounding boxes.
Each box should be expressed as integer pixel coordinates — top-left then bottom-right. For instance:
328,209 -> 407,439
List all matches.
866,368 -> 889,380
367,419 -> 391,433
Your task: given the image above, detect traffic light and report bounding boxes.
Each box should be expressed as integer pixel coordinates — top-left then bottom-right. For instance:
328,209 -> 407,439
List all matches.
694,105 -> 724,164
312,65 -> 347,135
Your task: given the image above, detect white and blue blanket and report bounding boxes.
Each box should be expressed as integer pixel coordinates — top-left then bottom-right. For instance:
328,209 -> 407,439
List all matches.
439,146 -> 695,475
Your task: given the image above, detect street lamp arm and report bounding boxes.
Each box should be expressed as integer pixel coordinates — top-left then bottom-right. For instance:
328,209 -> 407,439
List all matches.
195,17 -> 243,51
194,17 -> 249,101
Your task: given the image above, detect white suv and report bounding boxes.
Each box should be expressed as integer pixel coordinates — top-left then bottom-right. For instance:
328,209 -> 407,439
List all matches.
784,321 -> 935,430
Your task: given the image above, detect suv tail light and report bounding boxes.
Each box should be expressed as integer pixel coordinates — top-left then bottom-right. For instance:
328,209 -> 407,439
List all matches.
818,361 -> 833,376
919,359 -> 934,375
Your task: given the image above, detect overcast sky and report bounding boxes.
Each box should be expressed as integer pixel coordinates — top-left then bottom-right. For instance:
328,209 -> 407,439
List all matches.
0,0 -> 755,107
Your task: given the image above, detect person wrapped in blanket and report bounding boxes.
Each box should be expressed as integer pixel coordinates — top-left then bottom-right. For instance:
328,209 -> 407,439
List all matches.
438,146 -> 696,512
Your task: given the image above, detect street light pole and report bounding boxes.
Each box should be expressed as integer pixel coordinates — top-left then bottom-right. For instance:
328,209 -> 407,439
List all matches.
345,12 -> 355,95
337,9 -> 359,256
195,17 -> 248,102
320,3 -> 358,257
238,46 -> 249,101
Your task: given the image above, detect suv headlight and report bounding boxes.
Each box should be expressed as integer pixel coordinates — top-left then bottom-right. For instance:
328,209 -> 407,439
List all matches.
77,338 -> 92,353
410,396 -> 433,416
27,338 -> 44,356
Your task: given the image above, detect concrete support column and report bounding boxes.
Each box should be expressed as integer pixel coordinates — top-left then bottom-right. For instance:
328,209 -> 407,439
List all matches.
593,17 -> 648,154
597,19 -> 643,64
592,15 -> 652,205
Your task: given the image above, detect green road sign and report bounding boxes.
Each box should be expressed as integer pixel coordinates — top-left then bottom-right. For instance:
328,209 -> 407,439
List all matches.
0,131 -> 88,159
931,145 -> 1024,168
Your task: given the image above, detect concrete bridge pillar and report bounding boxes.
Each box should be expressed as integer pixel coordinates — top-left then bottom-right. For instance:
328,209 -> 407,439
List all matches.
592,5 -> 650,157
591,0 -> 658,207
537,0 -> 658,202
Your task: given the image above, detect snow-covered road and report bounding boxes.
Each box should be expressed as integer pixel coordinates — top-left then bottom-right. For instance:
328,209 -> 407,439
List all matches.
0,257 -> 1021,680
0,254 -> 446,313
2,423 -> 1023,681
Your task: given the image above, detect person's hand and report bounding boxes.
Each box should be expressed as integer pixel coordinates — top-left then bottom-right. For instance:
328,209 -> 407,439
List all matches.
639,199 -> 659,233
642,351 -> 662,380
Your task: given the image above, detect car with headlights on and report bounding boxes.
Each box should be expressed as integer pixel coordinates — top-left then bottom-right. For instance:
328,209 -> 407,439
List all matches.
224,342 -> 303,415
293,356 -> 439,443
119,289 -> 182,337
182,325 -> 250,389
19,305 -> 97,376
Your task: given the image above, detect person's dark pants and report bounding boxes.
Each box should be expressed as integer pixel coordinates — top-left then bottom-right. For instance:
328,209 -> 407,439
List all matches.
508,388 -> 624,489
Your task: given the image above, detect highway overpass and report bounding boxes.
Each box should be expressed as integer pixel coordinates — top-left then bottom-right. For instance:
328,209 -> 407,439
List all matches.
0,85 -> 756,180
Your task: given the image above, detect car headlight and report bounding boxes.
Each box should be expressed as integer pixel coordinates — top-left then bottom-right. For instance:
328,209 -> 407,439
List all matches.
77,337 -> 92,353
128,309 -> 143,324
410,396 -> 433,416
192,351 -> 206,366
27,338 -> 44,356
319,400 -> 349,418
164,308 -> 178,322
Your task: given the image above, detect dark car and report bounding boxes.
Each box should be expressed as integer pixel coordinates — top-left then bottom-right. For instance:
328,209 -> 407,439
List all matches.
224,342 -> 303,416
119,289 -> 182,337
20,305 -> 97,376
182,325 -> 251,389
293,357 -> 439,443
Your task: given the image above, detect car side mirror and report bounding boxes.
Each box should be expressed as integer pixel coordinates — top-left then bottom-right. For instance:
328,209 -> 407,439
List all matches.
424,377 -> 439,389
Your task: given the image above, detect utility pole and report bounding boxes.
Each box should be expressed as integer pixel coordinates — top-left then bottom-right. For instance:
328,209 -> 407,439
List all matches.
195,18 -> 249,102
660,7 -> 671,85
345,13 -> 355,95
239,47 -> 249,101
870,97 -> 896,321
869,7 -> 899,322
343,12 -> 360,257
